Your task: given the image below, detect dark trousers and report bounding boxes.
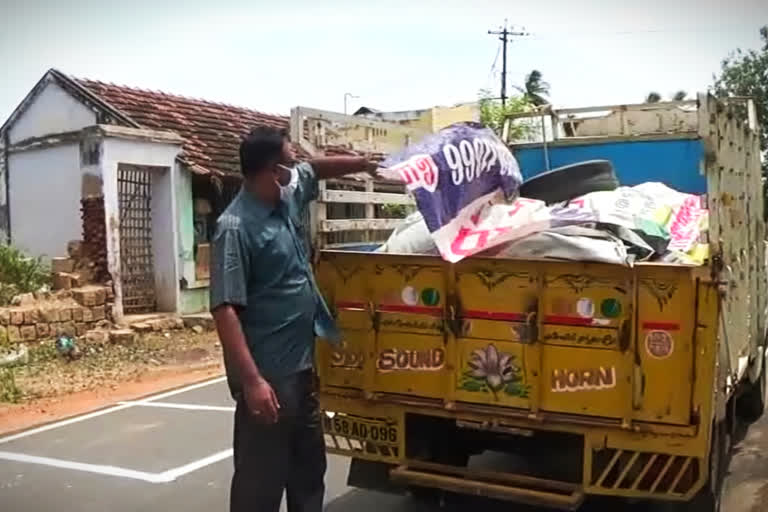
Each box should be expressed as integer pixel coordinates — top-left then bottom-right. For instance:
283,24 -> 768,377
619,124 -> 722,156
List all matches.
230,370 -> 327,512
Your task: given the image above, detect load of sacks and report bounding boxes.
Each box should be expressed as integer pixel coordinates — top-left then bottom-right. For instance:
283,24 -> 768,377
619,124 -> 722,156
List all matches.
377,181 -> 709,267
374,122 -> 707,266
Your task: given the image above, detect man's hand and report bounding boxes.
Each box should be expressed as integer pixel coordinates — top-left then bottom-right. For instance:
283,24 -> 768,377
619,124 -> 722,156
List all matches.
363,153 -> 385,178
212,305 -> 277,422
243,376 -> 280,424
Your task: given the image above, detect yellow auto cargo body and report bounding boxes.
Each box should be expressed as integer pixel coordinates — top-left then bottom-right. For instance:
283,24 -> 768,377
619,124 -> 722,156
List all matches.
304,94 -> 766,510
315,253 -> 718,507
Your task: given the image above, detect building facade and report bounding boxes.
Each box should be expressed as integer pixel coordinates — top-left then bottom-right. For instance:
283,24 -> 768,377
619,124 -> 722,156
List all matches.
0,69 -> 290,319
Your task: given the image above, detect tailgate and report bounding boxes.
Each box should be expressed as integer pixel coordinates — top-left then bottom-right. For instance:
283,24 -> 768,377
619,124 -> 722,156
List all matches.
316,252 -> 695,426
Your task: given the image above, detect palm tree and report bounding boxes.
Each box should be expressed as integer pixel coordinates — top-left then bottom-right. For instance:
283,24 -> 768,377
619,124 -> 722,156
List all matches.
515,70 -> 550,106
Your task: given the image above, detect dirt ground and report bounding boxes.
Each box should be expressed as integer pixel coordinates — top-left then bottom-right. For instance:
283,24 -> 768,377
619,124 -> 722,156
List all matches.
0,330 -> 224,435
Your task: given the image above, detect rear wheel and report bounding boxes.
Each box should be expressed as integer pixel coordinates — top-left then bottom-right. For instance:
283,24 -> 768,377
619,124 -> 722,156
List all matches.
736,351 -> 766,422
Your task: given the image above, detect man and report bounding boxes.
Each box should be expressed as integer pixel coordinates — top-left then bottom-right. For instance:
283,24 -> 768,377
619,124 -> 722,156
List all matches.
210,125 -> 379,512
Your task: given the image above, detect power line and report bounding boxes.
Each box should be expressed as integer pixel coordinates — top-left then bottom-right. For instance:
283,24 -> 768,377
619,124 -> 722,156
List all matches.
486,41 -> 502,90
488,20 -> 529,107
521,26 -> 744,41
489,42 -> 501,75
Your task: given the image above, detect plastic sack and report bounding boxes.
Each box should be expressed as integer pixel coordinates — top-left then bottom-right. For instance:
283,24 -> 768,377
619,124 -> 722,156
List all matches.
550,187 -> 667,240
549,183 -> 707,251
377,212 -> 438,255
377,123 -> 528,261
481,226 -> 633,266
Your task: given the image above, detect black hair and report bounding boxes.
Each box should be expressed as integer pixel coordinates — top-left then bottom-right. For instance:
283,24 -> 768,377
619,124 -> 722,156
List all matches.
239,125 -> 288,176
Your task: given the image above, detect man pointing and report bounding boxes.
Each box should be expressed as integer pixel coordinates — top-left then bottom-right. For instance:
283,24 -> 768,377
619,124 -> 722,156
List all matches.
210,125 -> 378,512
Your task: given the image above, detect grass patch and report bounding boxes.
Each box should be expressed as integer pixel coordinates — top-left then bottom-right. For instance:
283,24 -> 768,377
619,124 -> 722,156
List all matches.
0,244 -> 50,306
0,331 -> 221,403
0,369 -> 22,403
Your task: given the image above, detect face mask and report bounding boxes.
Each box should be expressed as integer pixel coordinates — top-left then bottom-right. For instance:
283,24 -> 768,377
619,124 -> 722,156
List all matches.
276,164 -> 298,201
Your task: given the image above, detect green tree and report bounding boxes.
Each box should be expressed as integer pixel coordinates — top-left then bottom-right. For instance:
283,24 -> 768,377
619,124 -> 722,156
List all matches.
645,91 -> 662,103
713,25 -> 768,170
644,91 -> 687,103
478,89 -> 533,138
672,90 -> 688,101
515,70 -> 551,106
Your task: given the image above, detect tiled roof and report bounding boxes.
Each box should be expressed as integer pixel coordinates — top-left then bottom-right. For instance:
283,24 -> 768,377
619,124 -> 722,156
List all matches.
76,78 -> 290,177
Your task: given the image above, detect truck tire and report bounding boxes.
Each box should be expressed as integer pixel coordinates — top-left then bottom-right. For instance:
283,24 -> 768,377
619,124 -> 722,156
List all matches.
519,160 -> 619,204
736,350 -> 766,423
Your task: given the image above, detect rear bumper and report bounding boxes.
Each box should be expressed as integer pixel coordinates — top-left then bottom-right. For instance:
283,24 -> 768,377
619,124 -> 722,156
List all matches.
391,460 -> 585,510
320,393 -> 710,508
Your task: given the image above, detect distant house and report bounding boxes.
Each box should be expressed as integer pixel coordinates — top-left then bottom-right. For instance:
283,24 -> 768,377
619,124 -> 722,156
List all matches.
353,102 -> 480,132
0,68 -> 289,319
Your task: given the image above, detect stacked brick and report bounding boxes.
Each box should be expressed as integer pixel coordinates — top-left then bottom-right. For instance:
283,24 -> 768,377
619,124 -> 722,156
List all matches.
81,196 -> 109,283
0,286 -> 112,343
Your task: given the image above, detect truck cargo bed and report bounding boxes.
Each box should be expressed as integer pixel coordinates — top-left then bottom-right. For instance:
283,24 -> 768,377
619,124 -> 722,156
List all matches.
316,251 -> 711,427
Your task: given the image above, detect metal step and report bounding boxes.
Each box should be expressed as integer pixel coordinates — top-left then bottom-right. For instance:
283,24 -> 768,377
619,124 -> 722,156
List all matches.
390,460 -> 585,510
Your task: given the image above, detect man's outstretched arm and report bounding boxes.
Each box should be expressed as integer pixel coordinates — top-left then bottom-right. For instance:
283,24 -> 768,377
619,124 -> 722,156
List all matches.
308,156 -> 379,180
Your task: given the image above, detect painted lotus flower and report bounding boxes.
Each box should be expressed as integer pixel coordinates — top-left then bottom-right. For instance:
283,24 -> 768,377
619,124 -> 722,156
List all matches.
468,344 -> 520,392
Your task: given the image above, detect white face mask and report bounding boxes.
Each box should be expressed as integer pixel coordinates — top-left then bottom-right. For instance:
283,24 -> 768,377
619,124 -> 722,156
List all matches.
277,164 -> 298,201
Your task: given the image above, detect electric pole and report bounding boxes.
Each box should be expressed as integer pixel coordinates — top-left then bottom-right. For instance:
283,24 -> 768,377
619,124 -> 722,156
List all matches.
488,21 -> 529,107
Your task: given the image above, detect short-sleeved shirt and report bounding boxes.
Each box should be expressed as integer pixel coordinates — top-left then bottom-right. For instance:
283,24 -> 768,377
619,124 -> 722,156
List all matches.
209,163 -> 339,387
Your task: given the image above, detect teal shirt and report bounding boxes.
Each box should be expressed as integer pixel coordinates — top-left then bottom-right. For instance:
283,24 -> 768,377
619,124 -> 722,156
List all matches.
209,163 -> 339,385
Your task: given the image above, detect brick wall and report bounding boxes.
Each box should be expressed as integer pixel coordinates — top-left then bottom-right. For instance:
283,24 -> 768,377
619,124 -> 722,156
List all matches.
0,286 -> 112,343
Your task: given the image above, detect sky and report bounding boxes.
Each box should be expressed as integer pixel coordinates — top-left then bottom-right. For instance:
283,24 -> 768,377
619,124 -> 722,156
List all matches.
1,0 -> 766,122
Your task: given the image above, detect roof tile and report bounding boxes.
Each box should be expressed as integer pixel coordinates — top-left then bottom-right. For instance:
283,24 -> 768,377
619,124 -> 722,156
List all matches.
76,78 -> 290,177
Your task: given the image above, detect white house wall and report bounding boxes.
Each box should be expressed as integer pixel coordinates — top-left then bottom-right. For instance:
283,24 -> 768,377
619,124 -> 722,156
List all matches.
8,144 -> 82,259
100,137 -> 181,316
8,81 -> 96,144
0,141 -> 8,242
151,168 -> 177,311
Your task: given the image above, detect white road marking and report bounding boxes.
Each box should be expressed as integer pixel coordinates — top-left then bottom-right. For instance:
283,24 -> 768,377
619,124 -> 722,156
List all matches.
159,449 -> 233,482
139,376 -> 227,403
0,449 -> 234,483
0,375 -> 233,481
0,451 -> 165,483
117,401 -> 235,412
0,404 -> 134,445
0,375 -> 226,445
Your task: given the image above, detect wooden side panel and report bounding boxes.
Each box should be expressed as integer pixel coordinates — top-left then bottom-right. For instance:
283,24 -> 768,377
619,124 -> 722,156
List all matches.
453,260 -> 536,409
699,93 -> 766,387
537,264 -> 634,419
540,345 -> 627,417
291,106 -> 419,248
370,257 -> 448,398
633,268 -> 695,425
315,253 -> 374,391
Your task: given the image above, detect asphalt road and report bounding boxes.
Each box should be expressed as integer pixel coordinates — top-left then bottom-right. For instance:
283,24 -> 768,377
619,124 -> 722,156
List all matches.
0,378 -> 764,512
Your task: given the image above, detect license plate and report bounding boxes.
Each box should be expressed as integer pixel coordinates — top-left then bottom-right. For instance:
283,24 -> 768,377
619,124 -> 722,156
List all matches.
323,414 -> 399,446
